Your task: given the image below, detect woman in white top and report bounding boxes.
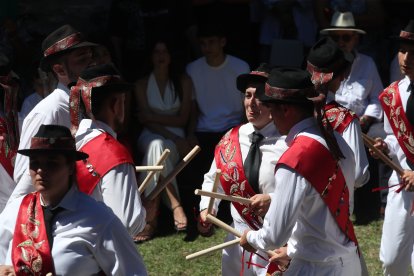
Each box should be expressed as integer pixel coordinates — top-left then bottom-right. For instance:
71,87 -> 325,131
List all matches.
134,38 -> 193,242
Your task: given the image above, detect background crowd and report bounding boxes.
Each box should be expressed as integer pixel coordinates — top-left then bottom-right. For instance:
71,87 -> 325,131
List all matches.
1,0 -> 414,241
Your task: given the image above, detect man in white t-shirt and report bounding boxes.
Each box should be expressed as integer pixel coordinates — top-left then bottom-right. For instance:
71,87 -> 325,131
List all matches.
180,22 -> 250,239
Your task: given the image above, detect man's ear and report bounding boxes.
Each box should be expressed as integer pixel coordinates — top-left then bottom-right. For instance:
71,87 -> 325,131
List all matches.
52,63 -> 66,79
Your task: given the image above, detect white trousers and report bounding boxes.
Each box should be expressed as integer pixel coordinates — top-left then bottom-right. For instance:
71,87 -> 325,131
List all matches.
222,233 -> 270,276
137,129 -> 180,199
285,251 -> 361,276
380,188 -> 414,275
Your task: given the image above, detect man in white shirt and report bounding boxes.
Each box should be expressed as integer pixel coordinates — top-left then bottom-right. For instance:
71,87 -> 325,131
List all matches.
240,68 -> 361,275
70,63 -> 146,237
10,24 -> 96,203
307,37 -> 370,212
180,22 -> 250,238
373,20 -> 414,276
198,64 -> 288,275
320,11 -> 386,223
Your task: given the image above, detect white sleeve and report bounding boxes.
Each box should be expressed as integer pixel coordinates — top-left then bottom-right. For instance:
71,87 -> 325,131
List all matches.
199,160 -> 223,214
383,112 -> 399,158
342,120 -> 370,188
100,163 -> 146,236
364,60 -> 384,120
95,216 -> 148,276
247,165 -> 309,251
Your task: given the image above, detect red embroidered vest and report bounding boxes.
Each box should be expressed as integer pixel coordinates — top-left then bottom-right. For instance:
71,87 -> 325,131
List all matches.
76,133 -> 134,195
214,126 -> 264,230
12,193 -> 55,275
380,81 -> 414,165
215,126 -> 280,276
324,101 -> 358,134
277,135 -> 358,247
0,116 -> 16,177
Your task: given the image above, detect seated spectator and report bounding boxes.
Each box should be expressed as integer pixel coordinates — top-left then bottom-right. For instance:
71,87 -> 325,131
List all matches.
0,124 -> 147,275
134,38 -> 192,242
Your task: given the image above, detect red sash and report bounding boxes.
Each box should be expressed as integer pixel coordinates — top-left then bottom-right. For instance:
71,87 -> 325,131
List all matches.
214,126 -> 264,230
380,81 -> 414,165
215,126 -> 279,276
324,101 -> 358,134
277,136 -> 358,247
12,193 -> 55,275
76,133 -> 134,195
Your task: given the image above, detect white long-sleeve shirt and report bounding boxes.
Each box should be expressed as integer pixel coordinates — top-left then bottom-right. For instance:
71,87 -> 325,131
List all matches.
11,83 -> 71,202
200,122 -> 288,233
75,119 -> 146,236
247,118 -> 358,262
326,96 -> 370,190
327,51 -> 384,120
0,185 -> 147,276
384,76 -> 413,185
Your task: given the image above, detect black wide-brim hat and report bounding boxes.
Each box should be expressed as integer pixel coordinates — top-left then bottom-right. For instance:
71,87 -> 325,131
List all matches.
236,63 -> 271,92
256,67 -> 317,104
18,124 -> 88,160
40,24 -> 97,71
306,37 -> 354,85
393,20 -> 414,44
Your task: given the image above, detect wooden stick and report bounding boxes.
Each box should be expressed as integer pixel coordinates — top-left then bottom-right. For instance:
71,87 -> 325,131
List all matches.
196,189 -> 252,205
207,170 -> 221,214
362,133 -> 404,175
135,165 -> 164,172
205,214 -> 275,257
148,145 -> 201,200
361,133 -> 376,145
138,149 -> 170,194
185,238 -> 241,260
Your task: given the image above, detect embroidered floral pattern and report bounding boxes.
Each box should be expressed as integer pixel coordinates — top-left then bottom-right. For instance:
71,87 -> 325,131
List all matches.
380,83 -> 414,161
215,127 -> 264,230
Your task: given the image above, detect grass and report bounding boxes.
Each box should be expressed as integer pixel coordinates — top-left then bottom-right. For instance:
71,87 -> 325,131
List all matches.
137,217 -> 399,276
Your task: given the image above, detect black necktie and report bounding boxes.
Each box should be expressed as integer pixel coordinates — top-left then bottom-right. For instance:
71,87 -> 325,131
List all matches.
406,83 -> 414,126
43,206 -> 63,249
244,132 -> 264,194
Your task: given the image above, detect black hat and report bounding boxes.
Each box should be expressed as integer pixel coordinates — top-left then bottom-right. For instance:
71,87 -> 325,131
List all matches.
70,64 -> 133,134
256,67 -> 317,104
236,63 -> 271,92
18,124 -> 88,160
306,37 -> 354,86
393,20 -> 414,44
40,24 -> 97,71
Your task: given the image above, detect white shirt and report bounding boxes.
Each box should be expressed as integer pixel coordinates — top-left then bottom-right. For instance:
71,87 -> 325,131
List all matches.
75,119 -> 146,236
12,83 -> 71,197
384,76 -> 412,185
0,164 -> 15,213
327,52 -> 384,120
247,118 -> 358,262
0,185 -> 147,276
186,55 -> 250,132
327,96 -> 370,190
18,92 -> 43,133
199,122 -> 288,233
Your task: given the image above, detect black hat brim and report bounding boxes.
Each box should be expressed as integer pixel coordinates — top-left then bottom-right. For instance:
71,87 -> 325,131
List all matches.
40,41 -> 98,71
255,84 -> 314,105
17,148 -> 89,161
236,74 -> 267,92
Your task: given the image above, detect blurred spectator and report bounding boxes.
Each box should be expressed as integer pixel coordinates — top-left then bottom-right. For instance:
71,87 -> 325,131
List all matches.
178,22 -> 249,239
134,38 -> 192,242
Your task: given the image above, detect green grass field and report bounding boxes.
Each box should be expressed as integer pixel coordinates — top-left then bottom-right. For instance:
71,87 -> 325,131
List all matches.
137,218 -> 398,276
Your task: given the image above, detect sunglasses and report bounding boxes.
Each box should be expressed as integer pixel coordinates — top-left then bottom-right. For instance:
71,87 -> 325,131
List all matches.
330,34 -> 354,43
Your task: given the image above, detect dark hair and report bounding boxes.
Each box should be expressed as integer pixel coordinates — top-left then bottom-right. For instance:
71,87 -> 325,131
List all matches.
143,37 -> 184,101
90,88 -> 126,118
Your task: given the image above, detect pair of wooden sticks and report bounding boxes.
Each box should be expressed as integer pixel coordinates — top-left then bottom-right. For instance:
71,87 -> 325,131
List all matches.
137,146 -> 201,198
186,171 -> 275,260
